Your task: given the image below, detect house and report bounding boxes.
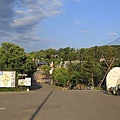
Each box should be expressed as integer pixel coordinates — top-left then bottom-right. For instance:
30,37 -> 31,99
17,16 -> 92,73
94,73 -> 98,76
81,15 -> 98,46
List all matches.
33,71 -> 46,83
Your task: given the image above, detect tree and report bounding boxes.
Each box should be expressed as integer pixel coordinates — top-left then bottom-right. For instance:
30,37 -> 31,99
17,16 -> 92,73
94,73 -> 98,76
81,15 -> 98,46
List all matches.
79,58 -> 103,86
69,71 -> 80,88
58,47 -> 77,61
24,54 -> 37,76
0,42 -> 36,76
53,67 -> 69,87
40,65 -> 51,78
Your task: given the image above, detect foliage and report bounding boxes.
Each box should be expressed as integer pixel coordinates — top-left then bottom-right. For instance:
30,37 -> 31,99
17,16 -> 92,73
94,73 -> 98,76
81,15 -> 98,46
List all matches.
0,42 -> 36,76
53,67 -> 69,87
24,54 -> 37,76
0,86 -> 27,92
1,41 -> 120,89
69,71 -> 80,88
40,65 -> 51,77
29,45 -> 120,88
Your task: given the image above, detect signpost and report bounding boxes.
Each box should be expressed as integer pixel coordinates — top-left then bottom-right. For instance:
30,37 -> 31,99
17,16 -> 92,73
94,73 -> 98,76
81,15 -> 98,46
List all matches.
0,71 -> 15,87
18,74 -> 31,91
18,78 -> 31,86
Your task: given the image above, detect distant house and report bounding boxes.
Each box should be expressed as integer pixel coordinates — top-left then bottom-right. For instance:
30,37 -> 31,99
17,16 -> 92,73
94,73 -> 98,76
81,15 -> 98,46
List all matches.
34,62 -> 50,83
33,70 -> 51,83
33,71 -> 45,83
62,60 -> 80,68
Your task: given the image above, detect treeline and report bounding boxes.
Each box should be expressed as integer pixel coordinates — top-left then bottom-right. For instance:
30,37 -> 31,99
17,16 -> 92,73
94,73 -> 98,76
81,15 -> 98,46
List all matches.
1,42 -> 120,89
30,45 -> 120,88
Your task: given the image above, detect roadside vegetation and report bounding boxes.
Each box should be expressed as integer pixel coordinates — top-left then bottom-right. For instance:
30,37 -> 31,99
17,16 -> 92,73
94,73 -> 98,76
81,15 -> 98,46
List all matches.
30,45 -> 120,90
0,42 -> 37,91
1,42 -> 120,91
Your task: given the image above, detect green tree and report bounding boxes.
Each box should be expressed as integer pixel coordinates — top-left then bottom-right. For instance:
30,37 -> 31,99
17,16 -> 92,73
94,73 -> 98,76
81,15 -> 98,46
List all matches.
69,71 -> 80,87
24,54 -> 37,76
80,58 -> 102,86
40,65 -> 51,78
53,67 -> 69,87
0,42 -> 36,76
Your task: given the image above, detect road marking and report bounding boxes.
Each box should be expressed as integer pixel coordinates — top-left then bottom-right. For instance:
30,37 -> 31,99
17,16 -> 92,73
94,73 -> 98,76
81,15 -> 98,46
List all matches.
0,108 -> 6,110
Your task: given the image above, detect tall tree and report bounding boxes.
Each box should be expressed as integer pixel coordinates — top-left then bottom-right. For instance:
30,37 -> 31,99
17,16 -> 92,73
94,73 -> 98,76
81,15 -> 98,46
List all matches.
53,67 -> 69,87
0,42 -> 36,76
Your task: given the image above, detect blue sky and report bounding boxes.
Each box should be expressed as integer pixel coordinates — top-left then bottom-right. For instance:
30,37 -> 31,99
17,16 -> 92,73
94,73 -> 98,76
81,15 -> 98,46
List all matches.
0,0 -> 120,52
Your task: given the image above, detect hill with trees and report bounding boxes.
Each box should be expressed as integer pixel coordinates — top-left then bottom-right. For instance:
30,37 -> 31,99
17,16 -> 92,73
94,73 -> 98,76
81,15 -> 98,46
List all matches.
1,42 -> 120,90
30,45 -> 120,89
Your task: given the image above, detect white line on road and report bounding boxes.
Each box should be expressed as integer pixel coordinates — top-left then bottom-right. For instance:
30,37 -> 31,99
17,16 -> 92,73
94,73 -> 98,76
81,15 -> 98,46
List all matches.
0,108 -> 6,110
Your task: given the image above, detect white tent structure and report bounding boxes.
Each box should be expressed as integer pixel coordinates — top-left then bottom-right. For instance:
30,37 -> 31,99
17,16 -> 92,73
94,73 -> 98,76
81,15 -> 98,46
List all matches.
106,67 -> 120,90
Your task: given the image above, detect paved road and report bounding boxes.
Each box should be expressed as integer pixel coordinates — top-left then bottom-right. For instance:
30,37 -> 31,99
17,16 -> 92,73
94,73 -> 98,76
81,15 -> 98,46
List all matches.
0,84 -> 120,120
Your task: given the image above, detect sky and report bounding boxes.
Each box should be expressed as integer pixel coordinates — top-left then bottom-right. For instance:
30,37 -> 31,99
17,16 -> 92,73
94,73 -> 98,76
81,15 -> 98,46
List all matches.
0,0 -> 120,52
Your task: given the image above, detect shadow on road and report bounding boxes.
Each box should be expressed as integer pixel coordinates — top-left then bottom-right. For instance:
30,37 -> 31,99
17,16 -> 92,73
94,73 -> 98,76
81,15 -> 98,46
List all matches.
100,90 -> 108,94
29,91 -> 53,120
30,80 -> 42,90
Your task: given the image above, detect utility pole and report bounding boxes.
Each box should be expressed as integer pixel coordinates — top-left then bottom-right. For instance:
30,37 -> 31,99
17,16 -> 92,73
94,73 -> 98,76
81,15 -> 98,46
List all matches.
92,73 -> 94,90
79,51 -> 82,71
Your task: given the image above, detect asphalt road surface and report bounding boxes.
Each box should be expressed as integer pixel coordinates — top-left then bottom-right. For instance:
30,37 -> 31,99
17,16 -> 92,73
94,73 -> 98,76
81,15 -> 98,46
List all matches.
0,84 -> 120,120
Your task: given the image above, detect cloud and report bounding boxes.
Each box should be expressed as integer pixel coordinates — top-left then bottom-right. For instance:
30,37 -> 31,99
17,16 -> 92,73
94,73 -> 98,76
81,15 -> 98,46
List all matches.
0,0 -> 81,52
82,30 -> 91,34
10,0 -> 63,34
0,0 -> 15,31
74,20 -> 83,25
0,30 -> 11,37
108,32 -> 117,36
0,0 -> 63,51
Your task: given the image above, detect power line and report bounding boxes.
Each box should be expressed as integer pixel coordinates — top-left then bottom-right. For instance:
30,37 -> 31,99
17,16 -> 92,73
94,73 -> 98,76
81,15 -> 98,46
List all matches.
107,37 -> 120,45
